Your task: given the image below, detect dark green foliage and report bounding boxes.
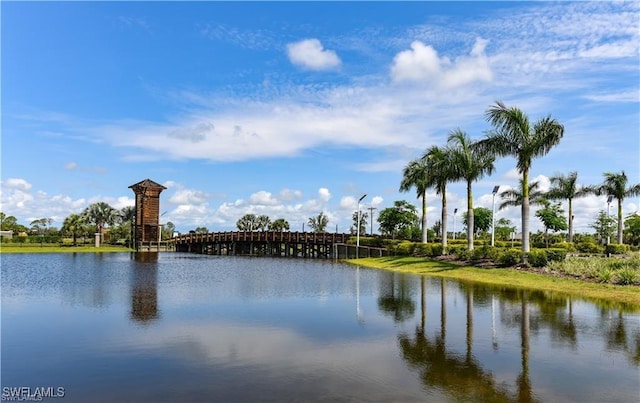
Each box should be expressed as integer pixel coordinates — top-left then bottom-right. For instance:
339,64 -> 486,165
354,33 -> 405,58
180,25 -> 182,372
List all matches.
553,242 -> 576,252
575,241 -> 604,254
454,248 -> 472,261
545,248 -> 567,262
497,249 -> 522,267
413,243 -> 432,257
389,241 -> 415,256
527,249 -> 548,267
378,201 -> 419,239
430,244 -> 444,257
471,243 -> 498,261
605,243 -> 629,255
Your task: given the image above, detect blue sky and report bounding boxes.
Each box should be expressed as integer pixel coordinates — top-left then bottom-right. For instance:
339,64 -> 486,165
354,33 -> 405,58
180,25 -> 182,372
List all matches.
2,1 -> 639,234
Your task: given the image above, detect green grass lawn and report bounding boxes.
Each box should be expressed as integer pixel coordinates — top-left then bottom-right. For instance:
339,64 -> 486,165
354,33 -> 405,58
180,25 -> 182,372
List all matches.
0,245 -> 134,253
348,256 -> 640,310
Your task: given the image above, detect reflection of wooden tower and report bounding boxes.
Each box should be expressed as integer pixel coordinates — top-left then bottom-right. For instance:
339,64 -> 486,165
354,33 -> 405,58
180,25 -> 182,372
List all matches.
129,179 -> 167,249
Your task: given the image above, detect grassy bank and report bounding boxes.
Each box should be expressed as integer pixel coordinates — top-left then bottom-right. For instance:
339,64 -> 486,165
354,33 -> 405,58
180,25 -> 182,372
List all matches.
348,256 -> 640,309
0,245 -> 134,253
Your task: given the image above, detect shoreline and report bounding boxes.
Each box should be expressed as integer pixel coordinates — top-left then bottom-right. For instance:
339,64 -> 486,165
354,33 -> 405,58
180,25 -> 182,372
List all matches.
0,246 -> 135,253
345,256 -> 640,311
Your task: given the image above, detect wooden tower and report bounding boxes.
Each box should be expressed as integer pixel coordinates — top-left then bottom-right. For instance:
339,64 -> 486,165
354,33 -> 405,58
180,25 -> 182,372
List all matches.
129,179 -> 167,249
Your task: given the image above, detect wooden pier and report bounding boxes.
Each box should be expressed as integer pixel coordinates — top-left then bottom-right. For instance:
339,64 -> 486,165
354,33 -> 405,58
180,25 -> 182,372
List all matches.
173,231 -> 388,259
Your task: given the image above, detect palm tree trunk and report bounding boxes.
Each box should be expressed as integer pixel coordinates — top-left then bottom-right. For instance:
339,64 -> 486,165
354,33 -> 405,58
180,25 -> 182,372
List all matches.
467,180 -> 474,251
441,189 -> 447,254
568,198 -> 573,243
522,170 -> 530,255
617,200 -> 623,244
421,190 -> 428,243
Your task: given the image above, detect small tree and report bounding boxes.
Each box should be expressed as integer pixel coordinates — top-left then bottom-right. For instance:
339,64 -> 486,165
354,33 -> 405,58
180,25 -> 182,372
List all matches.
61,214 -> 88,246
256,215 -> 271,231
462,207 -> 493,237
535,200 -> 568,247
236,214 -> 258,231
431,220 -> 442,240
593,171 -> 640,244
623,213 -> 640,245
350,211 -> 368,235
194,227 -> 209,234
308,212 -> 329,233
377,201 -> 419,239
495,218 -> 516,241
268,218 -> 290,232
590,210 -> 616,245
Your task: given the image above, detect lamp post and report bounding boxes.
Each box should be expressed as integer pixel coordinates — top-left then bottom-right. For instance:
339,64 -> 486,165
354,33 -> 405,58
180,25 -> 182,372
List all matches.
607,195 -> 613,245
491,186 -> 500,247
368,206 -> 377,236
356,194 -> 367,259
453,208 -> 458,240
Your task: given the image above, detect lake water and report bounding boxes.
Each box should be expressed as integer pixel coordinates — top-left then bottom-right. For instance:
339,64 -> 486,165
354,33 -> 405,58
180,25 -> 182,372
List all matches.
1,252 -> 638,402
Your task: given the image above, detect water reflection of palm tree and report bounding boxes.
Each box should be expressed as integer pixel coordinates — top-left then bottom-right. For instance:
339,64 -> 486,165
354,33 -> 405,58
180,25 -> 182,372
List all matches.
517,290 -> 535,402
130,252 -> 159,323
377,271 -> 415,323
398,278 -> 514,402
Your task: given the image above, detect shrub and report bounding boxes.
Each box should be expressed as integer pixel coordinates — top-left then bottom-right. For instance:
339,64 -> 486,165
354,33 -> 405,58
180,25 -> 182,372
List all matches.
604,243 -> 629,255
527,249 -> 548,267
616,268 -> 638,285
455,248 -> 472,261
498,249 -> 522,267
391,241 -> 415,256
575,241 -> 604,254
596,268 -> 614,283
546,248 -> 567,262
413,243 -> 432,257
430,244 -> 444,257
553,242 -> 576,252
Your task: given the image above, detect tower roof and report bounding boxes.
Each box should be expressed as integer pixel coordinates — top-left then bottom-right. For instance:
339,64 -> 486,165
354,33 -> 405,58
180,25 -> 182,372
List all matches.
128,178 -> 167,190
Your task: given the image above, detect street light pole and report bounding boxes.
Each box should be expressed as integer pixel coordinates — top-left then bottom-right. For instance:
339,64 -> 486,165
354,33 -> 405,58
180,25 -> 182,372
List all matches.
491,186 -> 500,247
453,208 -> 458,240
607,195 -> 613,245
356,194 -> 367,259
368,206 -> 377,236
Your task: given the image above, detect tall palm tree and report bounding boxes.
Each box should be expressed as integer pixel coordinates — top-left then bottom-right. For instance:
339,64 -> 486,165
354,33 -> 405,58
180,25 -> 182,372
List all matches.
593,171 -> 640,244
82,202 -> 118,245
498,179 -> 545,211
423,145 -> 455,253
400,157 -> 431,243
482,101 -> 564,255
61,213 -> 87,246
308,212 -> 329,233
448,129 -> 495,251
546,171 -> 590,243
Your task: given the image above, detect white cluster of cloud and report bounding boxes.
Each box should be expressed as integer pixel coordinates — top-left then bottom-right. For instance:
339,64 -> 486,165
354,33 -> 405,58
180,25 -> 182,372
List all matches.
0,177 -> 134,225
390,38 -> 492,88
286,38 -> 341,71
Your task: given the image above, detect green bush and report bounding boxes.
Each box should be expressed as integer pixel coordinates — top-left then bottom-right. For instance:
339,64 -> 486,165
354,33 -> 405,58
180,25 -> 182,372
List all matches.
527,249 -> 548,267
455,248 -> 472,261
430,244 -> 444,257
391,241 -> 415,256
553,242 -> 576,252
546,248 -> 567,262
575,241 -> 604,254
604,243 -> 629,255
616,268 -> 638,285
497,249 -> 522,267
413,243 -> 432,257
